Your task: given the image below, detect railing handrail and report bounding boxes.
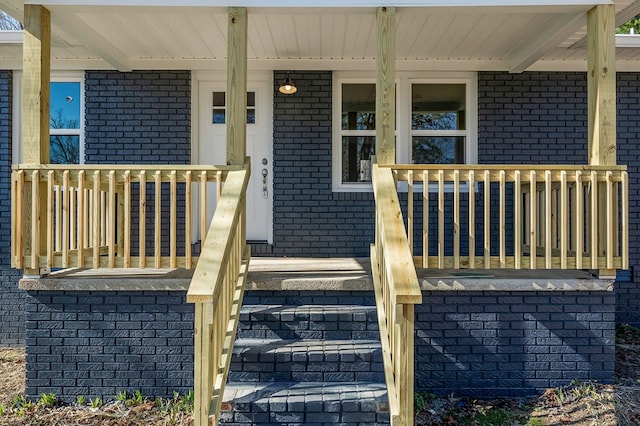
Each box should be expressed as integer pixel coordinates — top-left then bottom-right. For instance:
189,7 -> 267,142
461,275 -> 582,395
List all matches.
187,164 -> 250,303
186,160 -> 250,426
11,163 -> 239,271
371,163 -> 421,426
385,164 -> 628,172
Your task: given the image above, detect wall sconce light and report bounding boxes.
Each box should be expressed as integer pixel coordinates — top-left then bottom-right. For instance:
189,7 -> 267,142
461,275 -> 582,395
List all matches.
279,73 -> 297,95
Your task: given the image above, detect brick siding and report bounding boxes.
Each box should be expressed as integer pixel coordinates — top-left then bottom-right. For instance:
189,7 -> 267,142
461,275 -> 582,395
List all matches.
0,70 -> 25,347
415,290 -> 616,396
477,71 -> 639,325
272,71 -> 375,257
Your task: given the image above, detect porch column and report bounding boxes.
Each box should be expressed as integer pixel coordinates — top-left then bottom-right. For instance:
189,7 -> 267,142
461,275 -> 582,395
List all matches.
587,4 -> 616,166
376,6 -> 395,165
587,4 -> 616,278
226,7 -> 247,166
22,4 -> 51,276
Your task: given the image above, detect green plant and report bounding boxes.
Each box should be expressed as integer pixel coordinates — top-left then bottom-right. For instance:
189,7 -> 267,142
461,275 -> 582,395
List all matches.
12,395 -> 33,417
115,390 -> 128,402
414,391 -> 436,414
76,395 -> 86,406
555,387 -> 565,404
527,419 -> 544,426
132,389 -> 144,405
0,403 -> 5,416
38,392 -> 57,407
460,407 -> 518,426
90,397 -> 103,409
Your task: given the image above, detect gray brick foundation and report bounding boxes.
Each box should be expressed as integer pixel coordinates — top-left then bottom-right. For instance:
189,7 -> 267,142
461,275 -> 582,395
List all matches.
24,287 -> 615,403
415,290 -> 616,397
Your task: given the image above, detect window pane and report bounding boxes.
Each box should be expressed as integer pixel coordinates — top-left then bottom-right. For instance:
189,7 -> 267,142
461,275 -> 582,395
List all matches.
342,136 -> 375,182
50,82 -> 81,130
342,84 -> 375,130
412,84 -> 465,130
50,135 -> 80,164
212,92 -> 225,107
247,92 -> 255,107
412,136 -> 465,164
247,108 -> 256,124
213,109 -> 225,124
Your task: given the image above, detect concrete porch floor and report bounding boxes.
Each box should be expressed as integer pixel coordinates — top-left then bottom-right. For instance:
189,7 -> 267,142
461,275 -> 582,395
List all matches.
18,257 -> 612,292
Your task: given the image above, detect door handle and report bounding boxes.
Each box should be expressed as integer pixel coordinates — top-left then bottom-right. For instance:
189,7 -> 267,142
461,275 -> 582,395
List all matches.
262,168 -> 268,199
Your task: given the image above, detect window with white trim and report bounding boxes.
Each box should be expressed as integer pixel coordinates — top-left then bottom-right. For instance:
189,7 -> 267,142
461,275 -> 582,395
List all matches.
332,72 -> 477,192
12,72 -> 85,164
50,81 -> 82,164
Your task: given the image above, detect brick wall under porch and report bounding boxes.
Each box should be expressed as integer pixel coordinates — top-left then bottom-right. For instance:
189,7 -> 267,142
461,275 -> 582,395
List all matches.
22,287 -> 614,402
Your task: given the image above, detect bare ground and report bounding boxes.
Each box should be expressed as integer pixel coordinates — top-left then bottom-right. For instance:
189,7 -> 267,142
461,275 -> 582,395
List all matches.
1,325 -> 639,425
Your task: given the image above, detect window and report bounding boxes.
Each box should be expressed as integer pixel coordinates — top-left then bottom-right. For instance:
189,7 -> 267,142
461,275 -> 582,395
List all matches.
340,83 -> 376,183
411,83 -> 467,165
211,91 -> 256,124
332,72 -> 477,192
50,81 -> 81,164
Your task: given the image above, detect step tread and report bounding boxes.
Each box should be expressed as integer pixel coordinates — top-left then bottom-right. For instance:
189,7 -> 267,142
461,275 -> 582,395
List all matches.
223,381 -> 387,405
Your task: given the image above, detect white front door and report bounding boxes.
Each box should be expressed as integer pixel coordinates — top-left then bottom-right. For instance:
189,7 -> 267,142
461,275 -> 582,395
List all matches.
198,76 -> 273,243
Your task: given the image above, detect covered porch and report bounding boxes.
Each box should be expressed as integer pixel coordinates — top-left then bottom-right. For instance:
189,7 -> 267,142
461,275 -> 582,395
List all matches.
4,1 -> 632,425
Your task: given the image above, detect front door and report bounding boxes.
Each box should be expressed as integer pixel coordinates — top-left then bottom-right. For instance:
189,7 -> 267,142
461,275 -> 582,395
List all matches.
198,76 -> 273,243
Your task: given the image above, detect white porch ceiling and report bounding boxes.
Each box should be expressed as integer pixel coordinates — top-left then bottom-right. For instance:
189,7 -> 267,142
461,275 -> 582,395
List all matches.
0,0 -> 639,71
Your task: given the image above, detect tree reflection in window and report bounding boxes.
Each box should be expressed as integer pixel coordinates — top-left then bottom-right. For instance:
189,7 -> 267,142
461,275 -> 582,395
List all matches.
50,82 -> 81,164
341,84 -> 376,182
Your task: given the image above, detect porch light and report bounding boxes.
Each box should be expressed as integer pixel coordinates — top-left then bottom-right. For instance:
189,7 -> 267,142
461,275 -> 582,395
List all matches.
278,73 -> 297,95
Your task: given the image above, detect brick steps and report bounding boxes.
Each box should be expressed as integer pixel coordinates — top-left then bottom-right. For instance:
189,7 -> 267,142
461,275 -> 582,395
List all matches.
221,302 -> 389,425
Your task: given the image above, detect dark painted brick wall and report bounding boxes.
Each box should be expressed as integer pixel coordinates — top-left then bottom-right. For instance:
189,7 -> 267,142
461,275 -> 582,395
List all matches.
25,291 -> 194,402
85,70 -> 191,255
272,71 -> 375,257
476,71 -> 639,325
0,70 -> 25,347
416,290 -> 616,397
84,70 -> 191,164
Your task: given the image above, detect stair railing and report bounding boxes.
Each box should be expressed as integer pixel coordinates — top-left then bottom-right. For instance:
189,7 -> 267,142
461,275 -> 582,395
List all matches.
371,164 -> 423,426
187,160 -> 251,426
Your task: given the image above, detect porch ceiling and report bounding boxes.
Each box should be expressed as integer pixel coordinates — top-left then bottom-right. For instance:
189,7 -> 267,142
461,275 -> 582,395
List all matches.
0,0 -> 639,71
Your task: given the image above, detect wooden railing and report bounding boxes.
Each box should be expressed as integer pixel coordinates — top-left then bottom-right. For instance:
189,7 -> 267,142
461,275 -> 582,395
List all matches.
390,164 -> 628,271
186,164 -> 250,426
371,164 -> 422,426
11,164 -> 238,272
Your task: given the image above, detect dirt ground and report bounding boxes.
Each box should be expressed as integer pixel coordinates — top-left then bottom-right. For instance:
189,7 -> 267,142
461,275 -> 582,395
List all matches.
1,325 -> 639,425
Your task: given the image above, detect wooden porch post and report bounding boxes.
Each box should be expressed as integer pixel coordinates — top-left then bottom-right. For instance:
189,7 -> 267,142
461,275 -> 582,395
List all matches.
376,6 -> 395,165
226,7 -> 247,167
587,4 -> 616,278
22,4 -> 51,276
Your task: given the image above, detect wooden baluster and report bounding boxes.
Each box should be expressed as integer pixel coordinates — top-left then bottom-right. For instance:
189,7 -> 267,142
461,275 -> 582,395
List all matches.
154,170 -> 162,269
201,171 -> 207,242
590,171 -> 598,269
185,171 -> 193,269
77,171 -> 85,269
407,170 -> 413,258
31,171 -> 40,271
55,177 -> 61,254
47,171 -> 54,269
484,170 -> 490,269
545,170 -> 552,269
529,170 -> 537,269
62,170 -> 70,268
92,171 -> 100,269
453,170 -> 460,269
499,170 -> 505,268
108,170 -> 116,268
438,170 -> 444,269
575,171 -> 583,269
514,170 -> 521,269
606,170 -> 613,269
170,170 -> 177,269
123,171 -> 131,268
468,170 -> 475,269
423,170 -> 429,268
12,171 -> 25,269
139,170 -> 146,269
622,171 -> 629,269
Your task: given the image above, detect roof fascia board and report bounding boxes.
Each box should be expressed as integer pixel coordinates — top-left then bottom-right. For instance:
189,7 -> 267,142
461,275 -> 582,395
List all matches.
508,11 -> 588,73
26,0 -> 611,7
